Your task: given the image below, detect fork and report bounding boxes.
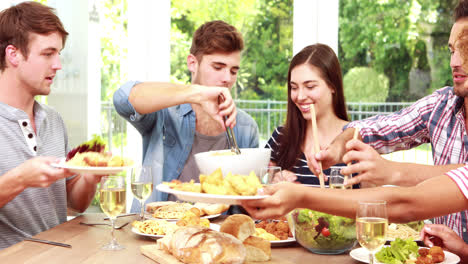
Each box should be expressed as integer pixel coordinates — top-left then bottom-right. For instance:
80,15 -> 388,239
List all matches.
80,221 -> 129,229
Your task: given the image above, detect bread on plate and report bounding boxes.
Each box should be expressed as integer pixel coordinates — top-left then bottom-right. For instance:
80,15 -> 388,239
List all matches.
243,235 -> 271,262
220,214 -> 255,242
157,226 -> 246,264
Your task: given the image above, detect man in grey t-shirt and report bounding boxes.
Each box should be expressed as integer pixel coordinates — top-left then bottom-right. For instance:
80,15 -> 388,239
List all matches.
0,2 -> 103,249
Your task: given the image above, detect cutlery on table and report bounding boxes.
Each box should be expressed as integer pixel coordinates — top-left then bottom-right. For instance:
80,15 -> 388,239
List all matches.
80,221 -> 129,229
23,237 -> 72,248
103,213 -> 137,220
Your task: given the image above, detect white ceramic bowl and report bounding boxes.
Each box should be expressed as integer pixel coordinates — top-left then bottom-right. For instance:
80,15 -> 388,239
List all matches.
194,148 -> 271,177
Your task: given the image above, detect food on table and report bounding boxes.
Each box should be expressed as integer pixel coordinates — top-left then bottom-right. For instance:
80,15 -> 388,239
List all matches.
165,179 -> 202,193
163,167 -> 263,196
193,202 -> 230,216
291,209 -> 356,254
157,226 -> 246,264
255,220 -> 291,240
243,235 -> 271,262
145,201 -> 177,214
220,214 -> 256,242
387,222 -> 422,241
220,214 -> 271,262
254,228 -> 280,241
152,203 -> 193,219
200,168 -> 262,196
66,135 -> 133,167
375,238 -> 445,264
147,201 -> 229,219
132,219 -> 178,236
224,171 -> 262,196
418,246 -> 445,263
199,168 -> 237,195
175,207 -> 210,228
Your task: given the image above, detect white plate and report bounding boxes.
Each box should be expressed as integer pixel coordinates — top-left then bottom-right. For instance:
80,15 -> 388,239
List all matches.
51,158 -> 132,175
270,237 -> 296,247
156,184 -> 268,205
131,223 -> 220,240
349,247 -> 460,264
146,213 -> 221,222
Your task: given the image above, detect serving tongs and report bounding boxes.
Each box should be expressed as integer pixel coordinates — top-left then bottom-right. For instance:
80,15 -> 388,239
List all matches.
218,94 -> 241,155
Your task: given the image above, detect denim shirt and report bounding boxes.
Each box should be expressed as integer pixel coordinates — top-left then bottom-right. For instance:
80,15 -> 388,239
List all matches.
113,81 -> 259,211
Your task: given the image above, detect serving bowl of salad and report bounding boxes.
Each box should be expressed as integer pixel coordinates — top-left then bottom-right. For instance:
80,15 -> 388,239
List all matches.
291,208 -> 357,254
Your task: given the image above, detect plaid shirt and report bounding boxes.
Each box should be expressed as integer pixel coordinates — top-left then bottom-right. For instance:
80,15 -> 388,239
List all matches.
347,86 -> 468,242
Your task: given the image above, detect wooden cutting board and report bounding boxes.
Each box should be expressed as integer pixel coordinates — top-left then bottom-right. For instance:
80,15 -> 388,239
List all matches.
140,245 -> 294,264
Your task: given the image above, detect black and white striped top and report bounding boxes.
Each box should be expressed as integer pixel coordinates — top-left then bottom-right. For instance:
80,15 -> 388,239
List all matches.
265,126 -> 359,188
0,101 -> 69,249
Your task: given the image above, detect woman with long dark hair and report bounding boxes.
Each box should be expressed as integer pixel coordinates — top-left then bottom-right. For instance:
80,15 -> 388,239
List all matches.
265,44 -> 351,186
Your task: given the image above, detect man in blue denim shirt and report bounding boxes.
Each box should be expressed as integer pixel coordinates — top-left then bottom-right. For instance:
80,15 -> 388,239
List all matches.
113,21 -> 259,212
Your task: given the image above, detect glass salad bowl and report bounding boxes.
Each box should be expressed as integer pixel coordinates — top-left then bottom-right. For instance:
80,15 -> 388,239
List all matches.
290,208 -> 357,255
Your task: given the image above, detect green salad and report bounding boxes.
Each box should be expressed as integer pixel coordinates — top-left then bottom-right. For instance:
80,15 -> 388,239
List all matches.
292,209 -> 356,250
375,238 -> 419,264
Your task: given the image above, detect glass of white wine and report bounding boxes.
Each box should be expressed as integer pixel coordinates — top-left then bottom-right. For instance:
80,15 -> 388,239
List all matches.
131,166 -> 153,220
99,175 -> 126,250
329,166 -> 347,189
356,200 -> 388,264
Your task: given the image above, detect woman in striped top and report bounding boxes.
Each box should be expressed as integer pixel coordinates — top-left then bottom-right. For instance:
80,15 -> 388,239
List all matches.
265,44 -> 357,188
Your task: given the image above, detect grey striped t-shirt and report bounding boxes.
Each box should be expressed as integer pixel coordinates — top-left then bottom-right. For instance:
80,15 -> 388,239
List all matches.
0,101 -> 69,249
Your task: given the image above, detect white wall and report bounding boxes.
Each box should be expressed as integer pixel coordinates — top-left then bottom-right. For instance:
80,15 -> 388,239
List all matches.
125,0 -> 171,210
293,0 -> 339,55
47,0 -> 101,148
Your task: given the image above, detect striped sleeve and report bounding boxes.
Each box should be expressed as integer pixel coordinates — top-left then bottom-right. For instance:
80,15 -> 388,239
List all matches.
346,89 -> 446,154
446,166 -> 468,200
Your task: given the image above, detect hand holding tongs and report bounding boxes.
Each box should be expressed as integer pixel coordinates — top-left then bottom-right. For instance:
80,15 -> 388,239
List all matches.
218,94 -> 241,155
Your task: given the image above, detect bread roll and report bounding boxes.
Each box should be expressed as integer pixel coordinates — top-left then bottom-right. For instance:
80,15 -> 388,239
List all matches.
243,236 -> 271,262
220,214 -> 255,242
158,226 -> 246,264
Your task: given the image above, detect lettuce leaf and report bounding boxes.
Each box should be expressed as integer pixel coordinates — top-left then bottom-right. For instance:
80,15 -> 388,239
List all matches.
375,238 -> 419,264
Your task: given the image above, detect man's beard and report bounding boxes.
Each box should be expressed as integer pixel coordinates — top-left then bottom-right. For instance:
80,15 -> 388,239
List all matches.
454,83 -> 468,97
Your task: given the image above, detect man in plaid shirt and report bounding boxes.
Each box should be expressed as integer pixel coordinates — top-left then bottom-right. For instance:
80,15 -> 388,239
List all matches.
308,0 -> 468,243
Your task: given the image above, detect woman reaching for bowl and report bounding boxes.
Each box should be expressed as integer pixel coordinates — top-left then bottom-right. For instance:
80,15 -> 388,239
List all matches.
265,44 -> 357,187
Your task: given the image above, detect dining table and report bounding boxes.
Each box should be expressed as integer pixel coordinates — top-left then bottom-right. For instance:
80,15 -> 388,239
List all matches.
0,213 -> 363,264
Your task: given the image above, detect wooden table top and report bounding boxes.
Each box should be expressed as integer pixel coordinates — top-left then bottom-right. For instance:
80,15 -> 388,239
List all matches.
0,214 -> 362,264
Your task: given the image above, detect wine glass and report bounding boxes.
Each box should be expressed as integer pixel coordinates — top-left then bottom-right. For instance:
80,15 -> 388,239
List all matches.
356,201 -> 388,264
329,166 -> 348,189
130,166 -> 153,220
260,166 -> 282,184
99,175 -> 126,250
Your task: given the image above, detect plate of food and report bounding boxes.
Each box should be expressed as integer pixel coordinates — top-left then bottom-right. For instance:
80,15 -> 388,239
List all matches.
131,219 -> 220,240
350,239 -> 460,264
386,222 -> 423,241
157,168 -> 269,204
254,219 -> 296,247
270,237 -> 296,247
145,201 -> 228,221
156,183 -> 268,204
51,136 -> 133,175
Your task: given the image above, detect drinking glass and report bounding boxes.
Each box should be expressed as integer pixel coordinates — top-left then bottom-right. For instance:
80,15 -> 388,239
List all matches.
356,201 -> 388,264
99,175 -> 126,250
329,166 -> 348,189
130,166 -> 153,220
260,166 -> 282,185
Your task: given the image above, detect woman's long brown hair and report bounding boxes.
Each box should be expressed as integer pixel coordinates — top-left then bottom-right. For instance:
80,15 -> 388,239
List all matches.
277,44 -> 348,170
